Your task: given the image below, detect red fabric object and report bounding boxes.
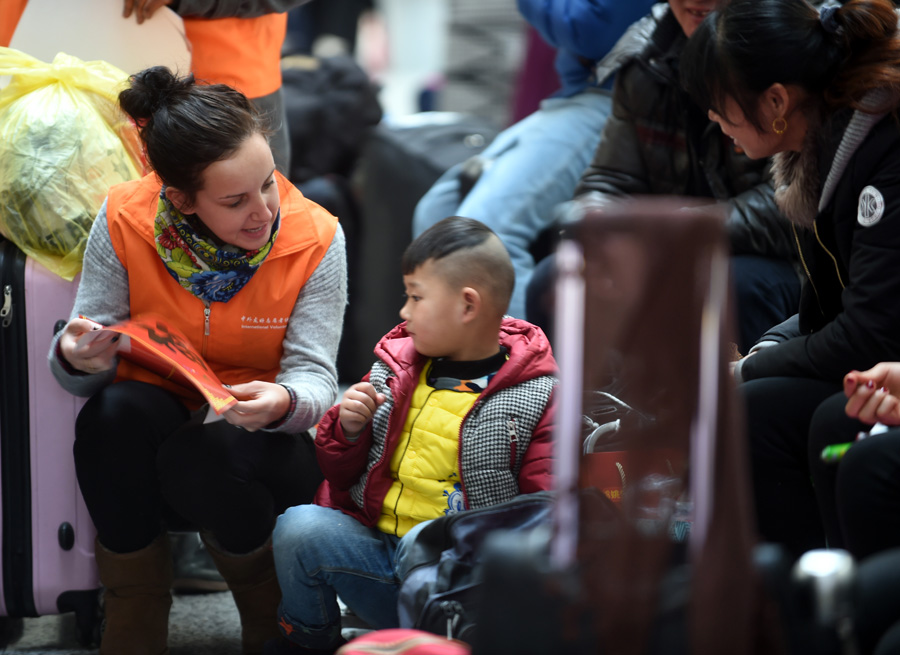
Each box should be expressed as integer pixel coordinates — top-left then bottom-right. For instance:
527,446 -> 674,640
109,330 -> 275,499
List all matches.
337,629 -> 470,655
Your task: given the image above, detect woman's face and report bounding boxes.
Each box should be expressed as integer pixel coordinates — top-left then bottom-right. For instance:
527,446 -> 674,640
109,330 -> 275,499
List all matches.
669,0 -> 717,37
178,133 -> 280,251
708,96 -> 782,160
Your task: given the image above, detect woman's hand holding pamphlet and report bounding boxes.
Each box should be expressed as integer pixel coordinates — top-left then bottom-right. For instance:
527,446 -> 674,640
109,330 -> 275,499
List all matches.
77,313 -> 237,416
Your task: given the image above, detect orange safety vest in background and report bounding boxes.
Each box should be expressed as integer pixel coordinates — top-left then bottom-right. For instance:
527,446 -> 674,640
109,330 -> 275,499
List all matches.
183,13 -> 287,99
0,0 -> 28,47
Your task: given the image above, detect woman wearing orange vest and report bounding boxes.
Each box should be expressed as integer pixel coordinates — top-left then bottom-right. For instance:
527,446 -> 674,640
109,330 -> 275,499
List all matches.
49,66 -> 346,655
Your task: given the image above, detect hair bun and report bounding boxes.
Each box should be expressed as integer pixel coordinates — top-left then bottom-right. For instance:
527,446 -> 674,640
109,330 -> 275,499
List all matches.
119,66 -> 190,123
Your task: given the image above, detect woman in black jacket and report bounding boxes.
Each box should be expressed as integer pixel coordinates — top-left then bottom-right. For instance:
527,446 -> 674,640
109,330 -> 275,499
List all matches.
681,0 -> 900,559
528,0 -> 801,355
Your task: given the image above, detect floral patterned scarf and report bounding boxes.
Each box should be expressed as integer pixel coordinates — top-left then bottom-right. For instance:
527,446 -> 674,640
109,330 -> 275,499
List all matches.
153,187 -> 279,304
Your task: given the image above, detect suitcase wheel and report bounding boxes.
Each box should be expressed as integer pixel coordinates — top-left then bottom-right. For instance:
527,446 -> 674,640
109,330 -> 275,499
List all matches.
74,589 -> 103,647
58,588 -> 103,647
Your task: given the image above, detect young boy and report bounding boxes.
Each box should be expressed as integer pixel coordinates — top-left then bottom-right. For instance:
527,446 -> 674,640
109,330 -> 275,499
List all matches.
265,217 -> 557,654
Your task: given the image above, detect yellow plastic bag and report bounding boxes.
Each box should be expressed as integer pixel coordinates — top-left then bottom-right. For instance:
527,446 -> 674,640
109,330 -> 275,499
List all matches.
0,47 -> 143,280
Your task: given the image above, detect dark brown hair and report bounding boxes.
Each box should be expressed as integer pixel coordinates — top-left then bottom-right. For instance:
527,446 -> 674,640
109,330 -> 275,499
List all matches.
681,0 -> 900,130
118,66 -> 270,203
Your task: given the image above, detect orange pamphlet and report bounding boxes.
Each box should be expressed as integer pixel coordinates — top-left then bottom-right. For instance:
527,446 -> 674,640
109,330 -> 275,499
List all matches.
79,313 -> 237,415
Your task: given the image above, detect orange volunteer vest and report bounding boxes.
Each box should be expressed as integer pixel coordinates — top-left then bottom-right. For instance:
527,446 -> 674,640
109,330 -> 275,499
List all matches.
105,171 -> 337,406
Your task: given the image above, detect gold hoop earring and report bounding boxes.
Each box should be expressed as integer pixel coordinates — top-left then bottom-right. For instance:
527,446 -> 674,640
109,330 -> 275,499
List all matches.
772,117 -> 787,135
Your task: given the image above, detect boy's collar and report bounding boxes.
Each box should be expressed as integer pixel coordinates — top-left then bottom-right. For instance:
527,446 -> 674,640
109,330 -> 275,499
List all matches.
427,347 -> 509,392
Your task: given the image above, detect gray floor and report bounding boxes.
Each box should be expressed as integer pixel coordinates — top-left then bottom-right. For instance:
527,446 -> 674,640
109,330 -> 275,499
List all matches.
2,591 -> 371,654
3,591 -> 243,654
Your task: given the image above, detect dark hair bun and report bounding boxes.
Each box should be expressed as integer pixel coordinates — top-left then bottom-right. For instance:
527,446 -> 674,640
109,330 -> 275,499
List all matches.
119,66 -> 193,123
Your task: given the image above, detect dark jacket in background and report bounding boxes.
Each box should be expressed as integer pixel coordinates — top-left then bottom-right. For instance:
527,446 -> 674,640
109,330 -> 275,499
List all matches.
574,5 -> 795,261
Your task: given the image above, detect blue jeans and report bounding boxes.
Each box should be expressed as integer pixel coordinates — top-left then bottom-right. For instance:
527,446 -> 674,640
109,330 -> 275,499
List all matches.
272,504 -> 429,649
412,91 -> 613,319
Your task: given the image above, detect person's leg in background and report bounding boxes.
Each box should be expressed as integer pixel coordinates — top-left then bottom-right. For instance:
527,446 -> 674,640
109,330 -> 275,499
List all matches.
833,431 -> 900,560
170,531 -> 229,593
807,390 -> 868,551
730,254 -> 801,355
742,376 -> 840,561
412,91 -> 612,318
158,418 -> 323,654
853,549 -> 900,654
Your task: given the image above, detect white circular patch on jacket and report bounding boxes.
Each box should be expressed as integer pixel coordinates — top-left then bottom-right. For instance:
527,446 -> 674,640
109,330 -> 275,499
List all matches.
858,185 -> 885,226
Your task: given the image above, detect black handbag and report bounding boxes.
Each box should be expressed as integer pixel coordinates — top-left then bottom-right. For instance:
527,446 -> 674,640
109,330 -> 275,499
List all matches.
396,491 -> 555,641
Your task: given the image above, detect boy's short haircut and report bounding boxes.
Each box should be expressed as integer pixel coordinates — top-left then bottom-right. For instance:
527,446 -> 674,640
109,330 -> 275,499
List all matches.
402,216 -> 515,315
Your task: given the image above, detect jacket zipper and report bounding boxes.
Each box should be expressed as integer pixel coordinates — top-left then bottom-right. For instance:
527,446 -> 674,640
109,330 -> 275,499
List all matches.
813,221 -> 846,290
507,417 -> 518,469
455,397 -> 484,511
442,600 -> 465,639
792,223 -> 825,320
201,303 -> 211,357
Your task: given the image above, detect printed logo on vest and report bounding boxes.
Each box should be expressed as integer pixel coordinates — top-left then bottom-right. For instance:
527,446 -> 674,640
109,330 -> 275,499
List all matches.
858,185 -> 885,227
240,315 -> 288,330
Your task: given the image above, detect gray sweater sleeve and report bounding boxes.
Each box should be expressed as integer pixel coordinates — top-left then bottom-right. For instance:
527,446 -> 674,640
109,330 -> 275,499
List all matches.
270,223 -> 348,433
173,0 -> 312,18
48,200 -> 129,396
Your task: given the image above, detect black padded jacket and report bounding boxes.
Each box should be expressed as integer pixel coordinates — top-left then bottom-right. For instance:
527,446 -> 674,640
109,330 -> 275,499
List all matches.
575,5 -> 795,260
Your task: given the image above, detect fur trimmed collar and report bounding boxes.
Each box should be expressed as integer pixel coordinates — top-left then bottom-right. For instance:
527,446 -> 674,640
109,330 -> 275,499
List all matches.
772,89 -> 898,229
771,108 -> 826,229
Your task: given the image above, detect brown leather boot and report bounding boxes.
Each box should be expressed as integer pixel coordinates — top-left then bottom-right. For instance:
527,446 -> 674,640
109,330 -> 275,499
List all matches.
95,534 -> 173,655
202,534 -> 282,655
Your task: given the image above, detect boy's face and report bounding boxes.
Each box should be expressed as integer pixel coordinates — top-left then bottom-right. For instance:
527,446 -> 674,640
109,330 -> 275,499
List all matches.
400,260 -> 467,360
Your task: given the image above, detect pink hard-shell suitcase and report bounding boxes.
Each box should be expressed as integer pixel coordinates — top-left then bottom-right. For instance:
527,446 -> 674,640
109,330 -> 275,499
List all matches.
0,240 -> 101,646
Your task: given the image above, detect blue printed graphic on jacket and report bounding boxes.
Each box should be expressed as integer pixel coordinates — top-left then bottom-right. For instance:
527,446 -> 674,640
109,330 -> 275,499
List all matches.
444,482 -> 464,515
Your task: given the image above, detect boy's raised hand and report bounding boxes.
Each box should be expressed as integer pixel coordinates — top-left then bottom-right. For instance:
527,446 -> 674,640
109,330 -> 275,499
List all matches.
339,382 -> 386,439
844,363 -> 900,426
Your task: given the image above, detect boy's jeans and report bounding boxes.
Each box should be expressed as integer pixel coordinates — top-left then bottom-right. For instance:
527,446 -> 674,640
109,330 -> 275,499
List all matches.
272,504 -> 429,649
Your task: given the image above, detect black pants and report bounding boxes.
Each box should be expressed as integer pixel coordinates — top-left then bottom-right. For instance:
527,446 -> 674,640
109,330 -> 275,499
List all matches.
810,392 -> 900,559
742,376 -> 844,559
74,381 -> 323,555
853,549 -> 900,654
